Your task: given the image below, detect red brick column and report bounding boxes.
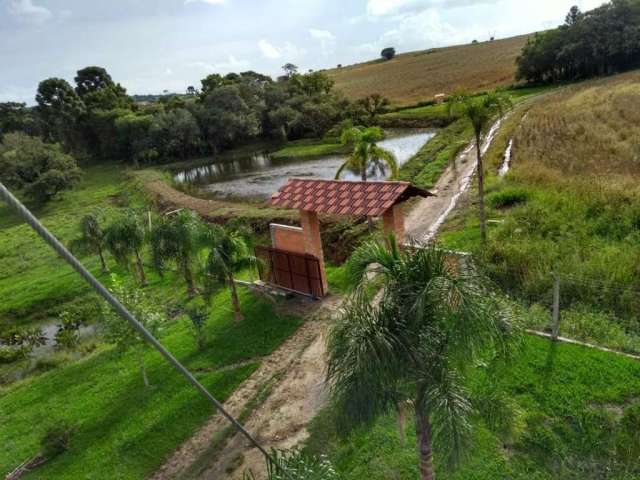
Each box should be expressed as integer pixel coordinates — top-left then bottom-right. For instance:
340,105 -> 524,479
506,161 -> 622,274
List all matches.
299,210 -> 328,295
382,204 -> 405,244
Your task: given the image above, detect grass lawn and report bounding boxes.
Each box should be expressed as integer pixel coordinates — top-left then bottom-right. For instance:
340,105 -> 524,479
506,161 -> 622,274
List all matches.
305,335 -> 640,479
0,287 -> 303,479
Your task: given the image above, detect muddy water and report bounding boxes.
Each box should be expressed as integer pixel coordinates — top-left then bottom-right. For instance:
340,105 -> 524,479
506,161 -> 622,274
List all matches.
173,130 -> 435,199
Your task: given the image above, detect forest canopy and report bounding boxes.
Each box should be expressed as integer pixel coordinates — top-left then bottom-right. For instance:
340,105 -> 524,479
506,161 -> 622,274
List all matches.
517,1 -> 640,83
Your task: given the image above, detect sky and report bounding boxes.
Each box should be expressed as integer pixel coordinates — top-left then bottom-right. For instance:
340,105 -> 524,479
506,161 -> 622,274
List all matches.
1,0 -> 606,104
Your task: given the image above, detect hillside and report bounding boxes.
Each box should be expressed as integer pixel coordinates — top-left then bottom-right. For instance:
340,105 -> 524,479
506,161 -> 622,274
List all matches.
327,34 -> 530,106
442,69 -> 640,352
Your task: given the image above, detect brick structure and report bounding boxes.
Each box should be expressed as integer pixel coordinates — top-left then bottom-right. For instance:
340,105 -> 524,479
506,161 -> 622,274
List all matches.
270,224 -> 305,254
268,179 -> 433,297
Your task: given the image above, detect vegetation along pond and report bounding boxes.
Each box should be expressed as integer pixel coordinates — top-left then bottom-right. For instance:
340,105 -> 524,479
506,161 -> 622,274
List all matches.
173,130 -> 435,199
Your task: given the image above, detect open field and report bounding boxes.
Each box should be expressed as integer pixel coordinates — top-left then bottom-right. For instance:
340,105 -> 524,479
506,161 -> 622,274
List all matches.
306,335 -> 640,479
326,34 -> 529,107
0,285 -> 302,479
440,69 -> 640,351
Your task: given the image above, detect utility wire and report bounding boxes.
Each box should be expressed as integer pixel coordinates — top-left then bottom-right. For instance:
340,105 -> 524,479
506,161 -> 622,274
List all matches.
0,182 -> 294,480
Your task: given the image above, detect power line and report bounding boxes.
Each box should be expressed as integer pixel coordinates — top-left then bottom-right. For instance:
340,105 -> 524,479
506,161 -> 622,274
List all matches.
0,182 -> 294,480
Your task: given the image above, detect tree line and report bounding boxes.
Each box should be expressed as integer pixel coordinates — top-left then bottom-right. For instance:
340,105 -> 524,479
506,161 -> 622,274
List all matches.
517,1 -> 640,83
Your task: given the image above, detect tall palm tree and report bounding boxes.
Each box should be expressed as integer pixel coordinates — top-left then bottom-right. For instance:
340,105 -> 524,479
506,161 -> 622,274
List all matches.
449,92 -> 512,243
335,126 -> 398,182
150,210 -> 203,297
69,212 -> 110,273
326,236 -> 514,480
104,211 -> 148,286
201,224 -> 256,322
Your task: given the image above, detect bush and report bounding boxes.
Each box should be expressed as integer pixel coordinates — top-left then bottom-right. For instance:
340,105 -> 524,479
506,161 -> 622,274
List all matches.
487,188 -> 529,209
380,47 -> 396,61
41,422 -> 76,458
0,132 -> 81,202
0,346 -> 23,364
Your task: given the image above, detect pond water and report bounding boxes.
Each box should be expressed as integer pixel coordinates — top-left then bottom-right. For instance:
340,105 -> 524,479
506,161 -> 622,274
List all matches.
172,130 -> 436,199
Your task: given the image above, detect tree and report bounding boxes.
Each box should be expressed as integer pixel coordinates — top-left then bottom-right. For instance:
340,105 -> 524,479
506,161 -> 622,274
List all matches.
565,5 -> 583,26
326,237 -> 514,480
35,78 -> 85,143
0,326 -> 47,359
0,132 -> 82,203
150,210 -> 204,296
186,305 -> 208,350
186,85 -> 197,96
100,275 -> 165,387
70,212 -> 110,273
380,47 -> 396,60
448,92 -> 511,243
357,94 -> 390,124
282,63 -> 299,77
74,66 -> 115,96
54,310 -> 83,351
148,108 -> 201,160
201,225 -> 255,322
335,126 -> 398,182
104,212 -> 149,286
0,102 -> 40,136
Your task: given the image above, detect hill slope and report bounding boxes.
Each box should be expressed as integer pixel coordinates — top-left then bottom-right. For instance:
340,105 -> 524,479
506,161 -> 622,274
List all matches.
327,34 -> 529,106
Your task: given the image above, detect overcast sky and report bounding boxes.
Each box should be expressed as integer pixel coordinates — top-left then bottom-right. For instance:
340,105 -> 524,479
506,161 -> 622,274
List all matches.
1,0 -> 605,103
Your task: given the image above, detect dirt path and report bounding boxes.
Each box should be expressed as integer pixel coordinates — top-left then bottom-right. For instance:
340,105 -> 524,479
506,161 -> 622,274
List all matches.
405,116 -> 506,242
150,296 -> 340,480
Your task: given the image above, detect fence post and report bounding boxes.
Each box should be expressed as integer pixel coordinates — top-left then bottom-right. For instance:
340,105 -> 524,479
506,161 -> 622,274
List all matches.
552,274 -> 561,341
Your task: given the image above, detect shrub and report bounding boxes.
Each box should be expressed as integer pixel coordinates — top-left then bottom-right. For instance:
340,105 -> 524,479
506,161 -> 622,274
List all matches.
41,422 -> 76,458
487,188 -> 529,209
380,47 -> 396,61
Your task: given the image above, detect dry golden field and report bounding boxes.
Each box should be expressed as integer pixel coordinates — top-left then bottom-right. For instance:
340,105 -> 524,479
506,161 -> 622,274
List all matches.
511,70 -> 640,180
327,34 -> 529,106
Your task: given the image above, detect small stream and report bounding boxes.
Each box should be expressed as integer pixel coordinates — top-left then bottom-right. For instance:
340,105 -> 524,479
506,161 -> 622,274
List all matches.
173,130 -> 436,199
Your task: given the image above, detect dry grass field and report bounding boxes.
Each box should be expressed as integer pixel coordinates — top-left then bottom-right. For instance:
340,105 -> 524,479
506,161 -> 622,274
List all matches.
327,34 -> 529,106
511,70 -> 640,179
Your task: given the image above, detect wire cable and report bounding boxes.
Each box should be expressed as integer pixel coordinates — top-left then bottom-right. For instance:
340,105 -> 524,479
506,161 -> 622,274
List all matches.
0,181 -> 294,480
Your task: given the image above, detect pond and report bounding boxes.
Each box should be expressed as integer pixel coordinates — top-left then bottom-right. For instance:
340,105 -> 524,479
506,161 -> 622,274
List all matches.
172,130 -> 436,199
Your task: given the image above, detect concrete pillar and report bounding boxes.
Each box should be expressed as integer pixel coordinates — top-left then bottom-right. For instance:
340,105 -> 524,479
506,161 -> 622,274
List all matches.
299,210 -> 329,296
382,204 -> 405,244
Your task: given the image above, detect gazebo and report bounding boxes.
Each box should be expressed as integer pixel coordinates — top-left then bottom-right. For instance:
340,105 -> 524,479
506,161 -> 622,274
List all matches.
256,179 -> 433,298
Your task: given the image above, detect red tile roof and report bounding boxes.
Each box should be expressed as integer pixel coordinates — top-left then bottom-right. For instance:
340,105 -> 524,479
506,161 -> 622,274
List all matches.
271,179 -> 433,217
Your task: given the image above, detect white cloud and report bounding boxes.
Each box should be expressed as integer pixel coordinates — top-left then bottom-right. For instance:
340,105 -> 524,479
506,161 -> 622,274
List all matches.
7,0 -> 52,24
366,0 -> 499,18
184,0 -> 226,5
258,39 -> 282,59
309,29 -> 336,56
187,55 -> 249,73
356,8 -> 484,55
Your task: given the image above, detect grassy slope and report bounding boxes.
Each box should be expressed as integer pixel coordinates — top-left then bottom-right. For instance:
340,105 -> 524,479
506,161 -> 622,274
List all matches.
0,287 -> 302,479
326,34 -> 529,107
306,335 -> 640,479
270,138 -> 347,159
440,70 -> 640,350
0,166 -> 144,328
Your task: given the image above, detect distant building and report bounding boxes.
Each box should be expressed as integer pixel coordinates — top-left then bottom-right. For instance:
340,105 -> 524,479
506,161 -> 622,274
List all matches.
434,93 -> 447,104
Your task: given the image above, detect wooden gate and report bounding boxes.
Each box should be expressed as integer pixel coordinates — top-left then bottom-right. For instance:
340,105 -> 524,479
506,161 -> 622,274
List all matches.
255,245 -> 324,298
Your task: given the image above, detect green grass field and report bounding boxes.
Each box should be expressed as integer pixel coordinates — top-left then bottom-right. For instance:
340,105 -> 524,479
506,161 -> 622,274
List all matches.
305,335 -> 640,479
0,286 -> 302,479
270,138 -> 347,159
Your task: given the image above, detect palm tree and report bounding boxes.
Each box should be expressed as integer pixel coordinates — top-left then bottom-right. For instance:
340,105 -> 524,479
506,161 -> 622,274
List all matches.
449,92 -> 512,243
150,210 -> 203,297
326,236 -> 514,480
104,211 -> 148,286
335,126 -> 399,182
201,224 -> 256,322
69,212 -> 109,273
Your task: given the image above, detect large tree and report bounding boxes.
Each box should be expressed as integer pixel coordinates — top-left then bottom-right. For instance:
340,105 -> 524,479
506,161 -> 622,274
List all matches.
449,92 -> 511,243
35,78 -> 85,143
74,66 -> 115,96
0,132 -> 81,202
326,238 -> 514,480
